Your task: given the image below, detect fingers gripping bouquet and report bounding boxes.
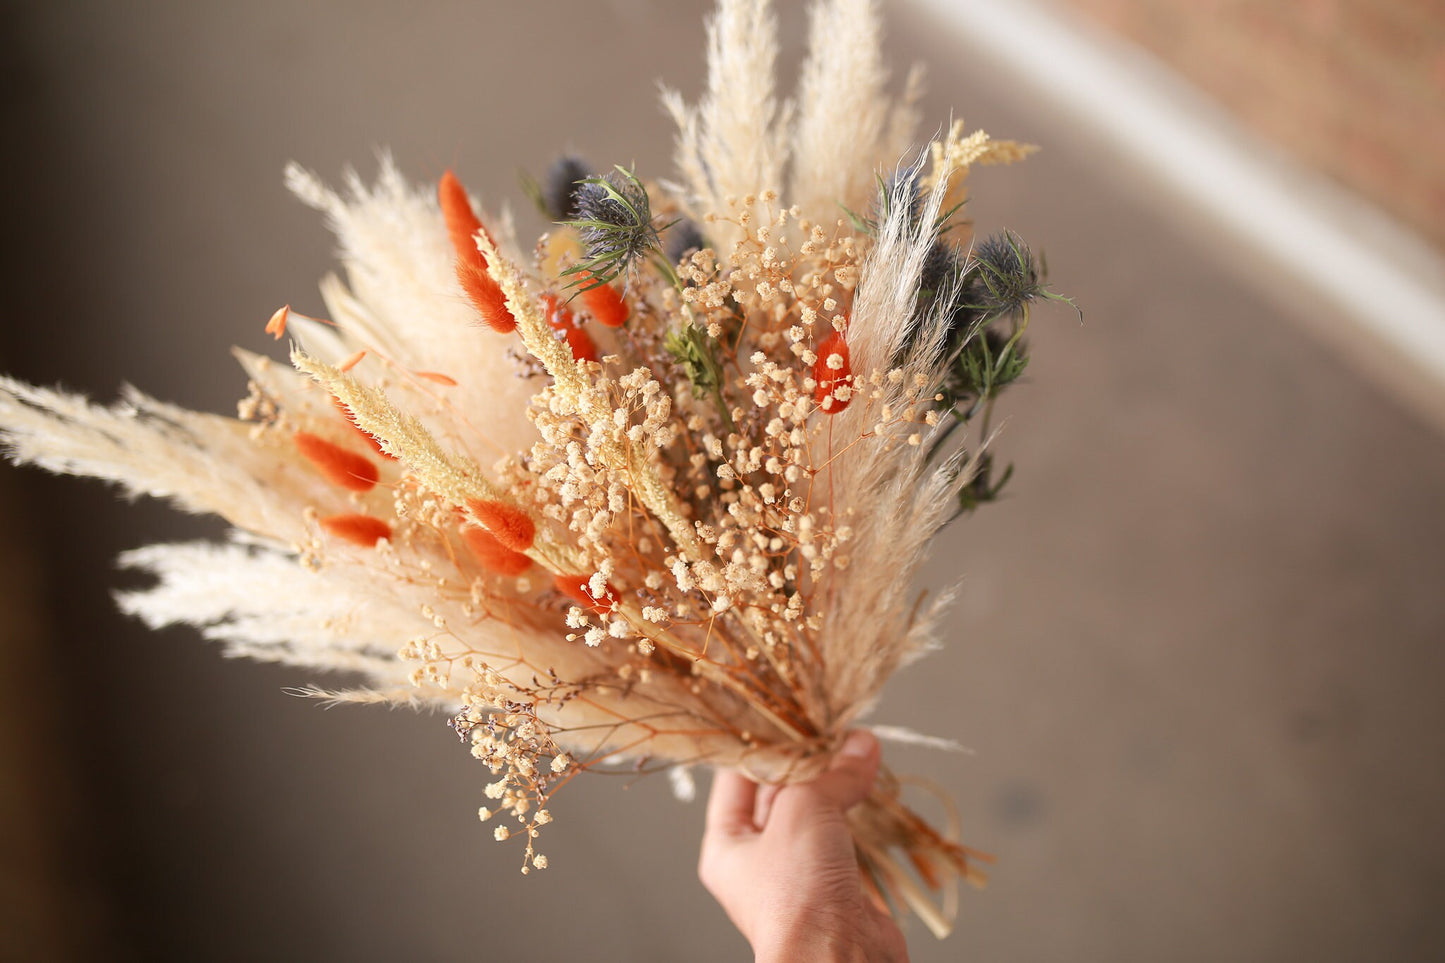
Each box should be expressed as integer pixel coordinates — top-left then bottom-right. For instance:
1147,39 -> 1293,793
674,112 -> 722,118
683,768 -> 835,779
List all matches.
0,0 -> 1068,939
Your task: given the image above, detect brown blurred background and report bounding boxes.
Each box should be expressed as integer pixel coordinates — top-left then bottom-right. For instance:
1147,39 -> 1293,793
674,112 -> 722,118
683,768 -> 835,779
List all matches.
2,1 -> 1444,961
1054,0 -> 1445,250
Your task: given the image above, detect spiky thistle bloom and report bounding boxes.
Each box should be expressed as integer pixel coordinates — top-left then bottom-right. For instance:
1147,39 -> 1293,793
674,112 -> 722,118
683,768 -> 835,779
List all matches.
563,167 -> 663,290
542,154 -> 592,222
0,0 -> 1066,941
967,230 -> 1043,320
664,217 -> 706,267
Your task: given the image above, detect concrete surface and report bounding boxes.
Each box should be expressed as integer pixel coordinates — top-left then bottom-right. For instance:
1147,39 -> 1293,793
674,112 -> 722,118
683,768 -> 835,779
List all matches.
2,1 -> 1443,960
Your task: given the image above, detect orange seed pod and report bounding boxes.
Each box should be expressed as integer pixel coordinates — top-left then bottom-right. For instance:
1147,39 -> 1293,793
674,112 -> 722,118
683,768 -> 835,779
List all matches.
264,304 -> 289,340
580,279 -> 628,328
542,294 -> 598,363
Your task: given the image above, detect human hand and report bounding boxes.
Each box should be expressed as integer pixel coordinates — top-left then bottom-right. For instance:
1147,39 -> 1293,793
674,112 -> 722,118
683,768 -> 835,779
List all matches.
698,730 -> 910,963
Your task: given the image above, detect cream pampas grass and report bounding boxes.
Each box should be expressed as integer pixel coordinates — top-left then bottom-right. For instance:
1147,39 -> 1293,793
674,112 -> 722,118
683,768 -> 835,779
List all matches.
0,0 -> 1072,939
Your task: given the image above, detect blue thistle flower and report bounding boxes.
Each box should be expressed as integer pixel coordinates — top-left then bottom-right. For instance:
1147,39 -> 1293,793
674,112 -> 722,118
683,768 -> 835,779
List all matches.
542,155 -> 592,222
665,218 -> 706,267
562,166 -> 662,290
962,230 -> 1079,323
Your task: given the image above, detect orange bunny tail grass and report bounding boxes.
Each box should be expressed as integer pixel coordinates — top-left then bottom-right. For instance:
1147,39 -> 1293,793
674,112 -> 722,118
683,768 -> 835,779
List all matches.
438,169 -> 493,266
542,294 -> 598,362
460,524 -> 533,576
293,431 -> 380,491
465,499 -> 536,552
318,513 -> 391,547
579,280 -> 628,328
439,169 -> 516,333
459,265 -> 517,333
813,330 -> 854,414
553,574 -> 615,613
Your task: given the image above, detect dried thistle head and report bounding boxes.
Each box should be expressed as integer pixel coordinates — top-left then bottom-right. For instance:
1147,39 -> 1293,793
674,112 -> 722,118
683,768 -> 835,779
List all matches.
563,166 -> 662,289
919,240 -> 959,301
664,217 -> 706,267
542,154 -> 592,221
847,158 -> 965,242
963,229 -> 1081,325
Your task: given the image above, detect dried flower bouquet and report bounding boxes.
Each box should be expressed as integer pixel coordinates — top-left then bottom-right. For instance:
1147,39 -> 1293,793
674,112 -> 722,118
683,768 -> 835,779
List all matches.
0,0 -> 1069,939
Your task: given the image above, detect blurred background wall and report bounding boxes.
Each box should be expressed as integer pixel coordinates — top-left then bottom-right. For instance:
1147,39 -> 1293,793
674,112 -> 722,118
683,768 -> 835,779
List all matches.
1052,0 -> 1445,250
2,1 -> 1444,961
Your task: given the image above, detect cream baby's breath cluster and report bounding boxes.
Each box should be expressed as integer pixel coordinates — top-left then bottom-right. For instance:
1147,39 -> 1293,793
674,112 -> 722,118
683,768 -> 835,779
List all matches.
0,0 -> 1073,940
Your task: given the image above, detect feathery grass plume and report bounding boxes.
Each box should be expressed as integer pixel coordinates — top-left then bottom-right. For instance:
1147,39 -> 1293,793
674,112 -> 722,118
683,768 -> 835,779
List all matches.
0,0 -> 1076,942
662,0 -> 789,250
790,0 -> 895,220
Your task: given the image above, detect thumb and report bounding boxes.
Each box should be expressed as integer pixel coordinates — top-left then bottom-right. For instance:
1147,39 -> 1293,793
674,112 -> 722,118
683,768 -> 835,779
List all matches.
798,729 -> 880,811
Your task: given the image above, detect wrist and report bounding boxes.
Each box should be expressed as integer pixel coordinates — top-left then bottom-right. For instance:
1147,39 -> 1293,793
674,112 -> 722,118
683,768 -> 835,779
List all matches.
752,912 -> 870,963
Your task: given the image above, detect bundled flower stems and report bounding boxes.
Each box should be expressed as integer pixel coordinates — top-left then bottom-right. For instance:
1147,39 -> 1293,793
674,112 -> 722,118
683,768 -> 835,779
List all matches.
0,0 -> 1073,940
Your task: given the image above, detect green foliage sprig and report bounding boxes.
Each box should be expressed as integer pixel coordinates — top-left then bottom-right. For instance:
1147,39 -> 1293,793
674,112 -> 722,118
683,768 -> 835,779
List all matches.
664,324 -> 733,432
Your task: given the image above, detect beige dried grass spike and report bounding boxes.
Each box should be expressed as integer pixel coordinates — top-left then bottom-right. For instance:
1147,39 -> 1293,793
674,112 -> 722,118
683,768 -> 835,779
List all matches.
663,0 -> 791,248
790,0 -> 895,224
0,376 -> 324,542
925,119 -> 1039,215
